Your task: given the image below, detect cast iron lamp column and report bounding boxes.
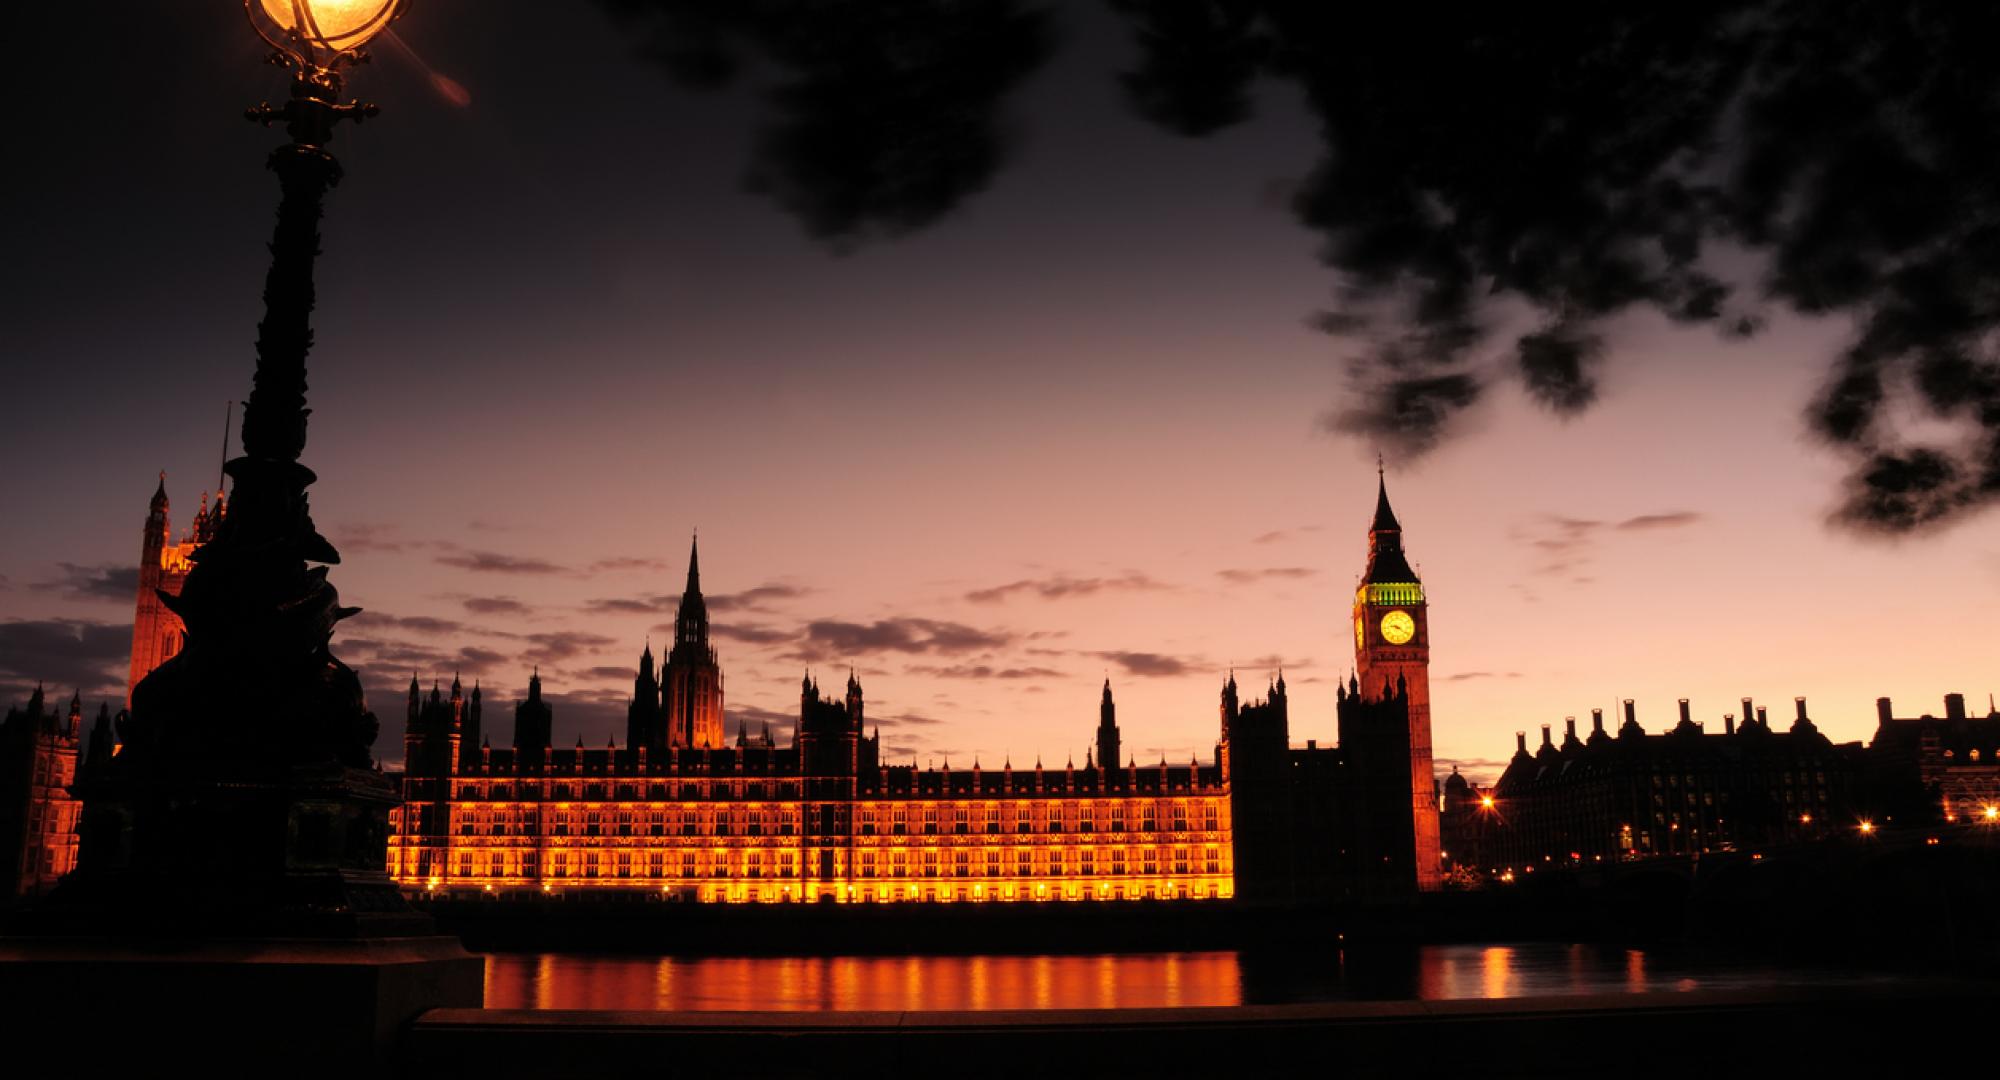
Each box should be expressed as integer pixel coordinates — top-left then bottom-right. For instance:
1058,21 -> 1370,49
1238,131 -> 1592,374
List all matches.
70,0 -> 418,930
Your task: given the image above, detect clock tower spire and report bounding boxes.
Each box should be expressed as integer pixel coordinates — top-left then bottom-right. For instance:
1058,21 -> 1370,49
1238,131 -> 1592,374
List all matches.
1351,469 -> 1442,891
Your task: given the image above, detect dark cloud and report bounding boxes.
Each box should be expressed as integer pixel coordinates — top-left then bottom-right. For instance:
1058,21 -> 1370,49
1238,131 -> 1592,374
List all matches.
730,704 -> 797,731
709,584 -> 813,612
1215,567 -> 1316,584
435,549 -> 568,575
338,636 -> 453,671
1090,650 -> 1196,678
0,618 -> 133,702
1240,654 -> 1308,673
1516,516 -> 1603,578
328,522 -> 411,554
586,556 -> 669,574
521,631 -> 620,664
1616,511 -> 1702,531
32,563 -> 138,604
1442,671 -> 1522,683
453,646 -> 508,671
713,623 -> 799,646
1250,526 -> 1321,545
872,712 -> 947,728
903,664 -> 1066,680
789,617 -> 1014,660
965,572 -> 1169,604
462,596 -> 531,617
1516,511 -> 1701,578
343,610 -> 467,637
582,596 -> 670,615
576,665 -> 636,682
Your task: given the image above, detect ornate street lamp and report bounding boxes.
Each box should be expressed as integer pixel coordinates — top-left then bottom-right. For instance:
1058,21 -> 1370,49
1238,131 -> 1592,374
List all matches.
65,0 -> 419,929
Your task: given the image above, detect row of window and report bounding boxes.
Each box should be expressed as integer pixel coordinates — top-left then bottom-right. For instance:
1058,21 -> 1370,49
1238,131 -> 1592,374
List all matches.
410,845 -> 1226,880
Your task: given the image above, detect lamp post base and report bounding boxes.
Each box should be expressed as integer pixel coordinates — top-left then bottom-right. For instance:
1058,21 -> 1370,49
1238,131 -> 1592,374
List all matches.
53,761 -> 430,937
0,933 -> 481,1072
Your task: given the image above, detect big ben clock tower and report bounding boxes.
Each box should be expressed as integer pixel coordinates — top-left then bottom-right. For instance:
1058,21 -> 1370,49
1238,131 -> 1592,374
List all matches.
1352,468 -> 1443,890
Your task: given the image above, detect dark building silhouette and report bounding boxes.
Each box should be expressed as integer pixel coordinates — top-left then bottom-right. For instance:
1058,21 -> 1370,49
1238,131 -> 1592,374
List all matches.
1349,473 -> 1444,889
514,668 -> 553,766
1866,693 -> 2000,825
1096,678 -> 1120,776
1479,697 -> 1868,871
0,686 -> 87,899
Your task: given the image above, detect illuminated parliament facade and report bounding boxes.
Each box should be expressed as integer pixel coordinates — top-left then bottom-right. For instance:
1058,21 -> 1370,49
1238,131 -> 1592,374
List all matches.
387,483 -> 1443,903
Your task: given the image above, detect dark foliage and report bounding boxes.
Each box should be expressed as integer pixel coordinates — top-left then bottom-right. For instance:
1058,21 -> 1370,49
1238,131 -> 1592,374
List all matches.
598,0 -> 1054,248
601,1 -> 2000,532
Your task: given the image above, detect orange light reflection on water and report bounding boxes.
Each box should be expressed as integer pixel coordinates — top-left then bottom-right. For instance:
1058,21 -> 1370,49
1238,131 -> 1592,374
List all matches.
483,952 -> 1247,1011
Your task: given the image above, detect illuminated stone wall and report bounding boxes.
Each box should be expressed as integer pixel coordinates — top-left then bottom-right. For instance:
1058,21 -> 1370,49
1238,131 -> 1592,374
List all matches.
389,762 -> 1233,902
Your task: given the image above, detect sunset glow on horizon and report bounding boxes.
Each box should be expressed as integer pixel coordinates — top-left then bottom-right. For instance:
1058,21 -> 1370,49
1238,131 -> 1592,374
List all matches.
4,3 -> 1994,785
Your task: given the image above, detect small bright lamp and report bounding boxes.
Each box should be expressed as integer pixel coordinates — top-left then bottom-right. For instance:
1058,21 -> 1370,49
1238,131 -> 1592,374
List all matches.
248,0 -> 406,71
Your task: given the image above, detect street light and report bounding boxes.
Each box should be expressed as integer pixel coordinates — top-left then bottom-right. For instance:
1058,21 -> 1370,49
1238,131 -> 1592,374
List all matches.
70,1 -> 417,921
250,0 -> 405,61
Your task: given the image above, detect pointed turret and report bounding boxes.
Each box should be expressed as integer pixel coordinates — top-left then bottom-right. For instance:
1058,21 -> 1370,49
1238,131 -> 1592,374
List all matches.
1362,468 -> 1420,584
514,667 -> 553,756
845,668 -> 864,730
83,702 -> 115,777
629,637 -> 664,753
663,534 -> 723,748
1096,678 -> 1121,775
674,534 -> 708,646
1371,465 -> 1401,532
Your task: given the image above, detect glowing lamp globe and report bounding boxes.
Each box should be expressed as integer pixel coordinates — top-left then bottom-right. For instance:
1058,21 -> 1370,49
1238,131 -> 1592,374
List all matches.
249,0 -> 406,65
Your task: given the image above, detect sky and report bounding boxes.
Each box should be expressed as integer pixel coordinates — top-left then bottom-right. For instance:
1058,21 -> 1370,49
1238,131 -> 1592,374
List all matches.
0,3 -> 1993,782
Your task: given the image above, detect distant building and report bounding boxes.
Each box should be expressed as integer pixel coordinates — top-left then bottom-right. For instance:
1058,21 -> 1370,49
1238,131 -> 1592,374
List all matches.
388,483 -> 1443,903
1480,697 -> 1869,871
1867,693 -> 2000,825
1437,766 -> 1496,878
0,686 -> 102,900
126,474 -> 223,705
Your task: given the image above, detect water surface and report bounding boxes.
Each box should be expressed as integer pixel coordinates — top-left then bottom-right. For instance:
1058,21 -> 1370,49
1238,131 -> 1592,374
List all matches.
482,944 -> 1891,1011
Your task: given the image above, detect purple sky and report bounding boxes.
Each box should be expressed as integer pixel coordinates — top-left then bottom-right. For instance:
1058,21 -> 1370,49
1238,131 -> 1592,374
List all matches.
1,4 -> 1992,781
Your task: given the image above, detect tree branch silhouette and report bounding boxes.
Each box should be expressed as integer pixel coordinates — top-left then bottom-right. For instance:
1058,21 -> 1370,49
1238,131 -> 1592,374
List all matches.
603,1 -> 2000,533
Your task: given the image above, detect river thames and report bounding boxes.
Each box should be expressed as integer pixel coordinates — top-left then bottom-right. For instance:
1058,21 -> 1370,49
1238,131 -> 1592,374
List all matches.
481,943 -> 1894,1011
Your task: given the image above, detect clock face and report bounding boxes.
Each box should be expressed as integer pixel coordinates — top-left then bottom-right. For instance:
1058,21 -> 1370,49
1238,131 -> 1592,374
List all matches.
1380,610 -> 1416,645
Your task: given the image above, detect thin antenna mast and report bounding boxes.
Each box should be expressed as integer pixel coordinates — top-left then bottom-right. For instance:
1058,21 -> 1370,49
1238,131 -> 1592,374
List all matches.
218,401 -> 234,493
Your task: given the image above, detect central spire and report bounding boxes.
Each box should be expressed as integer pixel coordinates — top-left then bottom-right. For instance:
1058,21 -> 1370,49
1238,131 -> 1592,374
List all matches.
675,533 -> 708,647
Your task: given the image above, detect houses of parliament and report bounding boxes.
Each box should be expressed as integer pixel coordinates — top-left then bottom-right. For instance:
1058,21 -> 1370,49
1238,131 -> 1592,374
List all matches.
21,468 -> 1991,907
384,479 -> 1445,903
